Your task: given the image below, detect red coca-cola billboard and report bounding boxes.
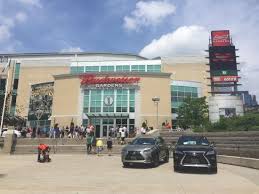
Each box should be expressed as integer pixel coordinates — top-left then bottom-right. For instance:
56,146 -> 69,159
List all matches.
80,74 -> 140,85
211,30 -> 231,46
212,76 -> 238,82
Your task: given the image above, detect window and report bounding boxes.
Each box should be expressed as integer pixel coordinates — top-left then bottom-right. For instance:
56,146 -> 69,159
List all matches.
147,65 -> 161,72
70,66 -> 84,74
129,89 -> 135,112
14,63 -> 20,79
171,85 -> 199,113
100,66 -> 114,72
116,89 -> 128,112
103,89 -> 114,112
85,66 -> 99,72
116,65 -> 130,72
131,65 -> 145,72
83,90 -> 90,113
90,90 -> 102,112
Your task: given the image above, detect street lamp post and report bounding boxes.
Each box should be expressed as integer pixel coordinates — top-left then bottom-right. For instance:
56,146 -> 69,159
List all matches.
152,97 -> 160,129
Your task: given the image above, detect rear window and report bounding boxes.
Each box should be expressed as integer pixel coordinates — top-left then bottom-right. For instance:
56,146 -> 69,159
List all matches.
132,138 -> 156,145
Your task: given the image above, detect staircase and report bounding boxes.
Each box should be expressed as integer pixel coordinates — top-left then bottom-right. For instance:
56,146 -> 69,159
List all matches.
13,138 -> 126,155
160,129 -> 259,159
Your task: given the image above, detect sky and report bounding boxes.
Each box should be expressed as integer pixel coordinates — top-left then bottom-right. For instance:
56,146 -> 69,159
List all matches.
0,0 -> 259,96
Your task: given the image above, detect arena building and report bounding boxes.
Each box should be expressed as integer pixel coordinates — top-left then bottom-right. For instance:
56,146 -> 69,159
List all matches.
0,52 -> 209,137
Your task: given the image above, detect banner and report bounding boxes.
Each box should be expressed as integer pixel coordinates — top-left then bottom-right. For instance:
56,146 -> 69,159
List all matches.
212,76 -> 238,82
211,30 -> 231,46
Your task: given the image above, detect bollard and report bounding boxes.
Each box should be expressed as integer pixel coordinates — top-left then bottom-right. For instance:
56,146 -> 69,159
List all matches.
2,126 -> 16,154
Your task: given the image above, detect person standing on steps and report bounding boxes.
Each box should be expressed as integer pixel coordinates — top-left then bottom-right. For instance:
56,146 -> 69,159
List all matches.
86,134 -> 92,154
107,136 -> 113,156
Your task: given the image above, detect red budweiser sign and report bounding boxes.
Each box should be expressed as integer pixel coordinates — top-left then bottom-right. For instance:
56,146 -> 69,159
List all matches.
212,76 -> 238,82
80,74 -> 140,85
211,30 -> 230,46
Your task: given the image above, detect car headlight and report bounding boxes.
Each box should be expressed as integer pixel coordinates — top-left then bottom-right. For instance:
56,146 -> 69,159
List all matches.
143,148 -> 153,153
206,150 -> 216,155
174,150 -> 184,155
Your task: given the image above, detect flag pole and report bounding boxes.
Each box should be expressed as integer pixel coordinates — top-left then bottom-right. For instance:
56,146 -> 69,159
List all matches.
0,59 -> 11,135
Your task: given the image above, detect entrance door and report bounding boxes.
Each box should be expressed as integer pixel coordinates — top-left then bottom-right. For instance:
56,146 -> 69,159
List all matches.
102,119 -> 114,138
102,125 -> 114,138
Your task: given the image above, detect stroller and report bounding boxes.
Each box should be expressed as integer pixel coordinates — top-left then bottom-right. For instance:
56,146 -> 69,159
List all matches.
37,144 -> 51,163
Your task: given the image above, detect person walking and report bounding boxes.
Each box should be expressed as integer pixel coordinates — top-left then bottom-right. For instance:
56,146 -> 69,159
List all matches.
86,134 -> 92,154
107,136 -> 113,156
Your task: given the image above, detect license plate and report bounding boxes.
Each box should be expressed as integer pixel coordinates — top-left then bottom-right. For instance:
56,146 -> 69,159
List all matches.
191,158 -> 199,164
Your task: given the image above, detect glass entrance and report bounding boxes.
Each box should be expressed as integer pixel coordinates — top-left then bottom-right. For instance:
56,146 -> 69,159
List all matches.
102,119 -> 114,138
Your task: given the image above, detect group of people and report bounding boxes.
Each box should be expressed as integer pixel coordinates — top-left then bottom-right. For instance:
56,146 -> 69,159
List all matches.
86,132 -> 113,156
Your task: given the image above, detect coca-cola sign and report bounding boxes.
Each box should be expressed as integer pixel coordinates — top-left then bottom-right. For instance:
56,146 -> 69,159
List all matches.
211,30 -> 231,46
80,74 -> 140,85
212,76 -> 238,82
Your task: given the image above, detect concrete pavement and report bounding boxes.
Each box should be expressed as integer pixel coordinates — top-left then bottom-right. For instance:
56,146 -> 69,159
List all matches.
0,154 -> 259,194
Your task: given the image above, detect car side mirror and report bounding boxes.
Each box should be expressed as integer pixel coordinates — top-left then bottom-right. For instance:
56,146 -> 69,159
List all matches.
210,142 -> 215,147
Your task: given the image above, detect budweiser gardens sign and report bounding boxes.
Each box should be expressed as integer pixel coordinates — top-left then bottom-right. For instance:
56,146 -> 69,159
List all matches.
80,74 -> 140,87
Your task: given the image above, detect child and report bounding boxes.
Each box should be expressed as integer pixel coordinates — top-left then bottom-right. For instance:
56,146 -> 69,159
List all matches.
96,139 -> 103,156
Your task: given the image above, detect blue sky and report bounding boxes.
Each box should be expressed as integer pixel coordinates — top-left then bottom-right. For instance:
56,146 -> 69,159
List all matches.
0,0 -> 259,96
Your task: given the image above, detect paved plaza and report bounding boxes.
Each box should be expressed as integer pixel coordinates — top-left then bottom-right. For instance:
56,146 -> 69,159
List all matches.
0,154 -> 259,194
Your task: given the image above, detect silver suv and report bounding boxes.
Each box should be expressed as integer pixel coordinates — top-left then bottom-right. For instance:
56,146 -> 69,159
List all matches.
121,136 -> 169,167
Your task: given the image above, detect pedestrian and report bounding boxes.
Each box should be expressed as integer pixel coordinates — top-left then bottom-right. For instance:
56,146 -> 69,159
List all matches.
86,134 -> 92,154
121,129 -> 126,145
96,138 -> 103,156
107,136 -> 113,156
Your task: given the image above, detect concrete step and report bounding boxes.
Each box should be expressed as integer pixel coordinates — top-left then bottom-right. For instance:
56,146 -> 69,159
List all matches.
13,145 -> 124,155
15,138 -> 134,146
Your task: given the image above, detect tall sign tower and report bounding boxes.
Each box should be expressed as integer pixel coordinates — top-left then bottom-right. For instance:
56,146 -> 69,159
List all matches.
208,30 -> 240,94
207,30 -> 244,123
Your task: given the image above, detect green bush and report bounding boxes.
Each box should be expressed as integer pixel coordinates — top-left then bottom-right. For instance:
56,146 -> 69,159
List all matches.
205,112 -> 259,132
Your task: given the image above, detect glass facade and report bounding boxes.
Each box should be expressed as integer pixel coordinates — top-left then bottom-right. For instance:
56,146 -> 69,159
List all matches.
83,89 -> 135,113
70,64 -> 161,73
83,88 -> 136,137
10,63 -> 20,115
171,85 -> 198,114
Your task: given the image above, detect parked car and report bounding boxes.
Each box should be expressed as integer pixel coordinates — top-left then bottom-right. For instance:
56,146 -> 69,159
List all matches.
173,135 -> 217,173
1,128 -> 21,138
121,136 -> 169,167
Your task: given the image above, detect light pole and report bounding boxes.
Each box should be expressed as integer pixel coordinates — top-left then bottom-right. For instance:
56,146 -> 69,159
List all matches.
152,97 -> 160,129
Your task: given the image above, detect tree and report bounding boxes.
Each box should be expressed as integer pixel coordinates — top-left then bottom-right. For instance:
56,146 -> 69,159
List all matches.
176,97 -> 209,129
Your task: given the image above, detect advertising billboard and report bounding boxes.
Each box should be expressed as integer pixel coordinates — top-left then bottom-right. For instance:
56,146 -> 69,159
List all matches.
28,82 -> 54,121
211,30 -> 231,46
212,76 -> 238,82
209,46 -> 237,71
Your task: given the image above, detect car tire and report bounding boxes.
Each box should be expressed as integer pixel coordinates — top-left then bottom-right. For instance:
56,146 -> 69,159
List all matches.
123,162 -> 130,168
152,154 -> 160,167
210,167 -> 217,174
174,166 -> 179,172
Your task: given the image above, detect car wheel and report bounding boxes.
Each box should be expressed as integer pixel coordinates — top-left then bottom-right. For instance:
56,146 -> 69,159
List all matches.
210,167 -> 217,174
123,162 -> 130,168
152,154 -> 160,167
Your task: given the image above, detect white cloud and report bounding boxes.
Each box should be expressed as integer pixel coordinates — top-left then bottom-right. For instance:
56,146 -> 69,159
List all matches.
17,0 -> 42,8
139,25 -> 209,58
0,25 -> 11,42
61,47 -> 83,53
123,0 -> 176,31
15,12 -> 28,23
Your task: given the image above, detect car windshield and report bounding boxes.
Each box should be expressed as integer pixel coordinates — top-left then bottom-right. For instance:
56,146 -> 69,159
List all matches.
177,136 -> 209,146
131,138 -> 156,145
